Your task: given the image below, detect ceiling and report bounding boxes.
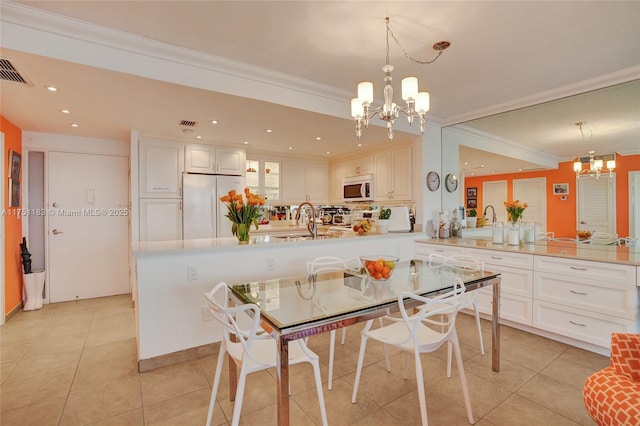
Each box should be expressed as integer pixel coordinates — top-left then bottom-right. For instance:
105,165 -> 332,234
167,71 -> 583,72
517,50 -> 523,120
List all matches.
1,1 -> 639,171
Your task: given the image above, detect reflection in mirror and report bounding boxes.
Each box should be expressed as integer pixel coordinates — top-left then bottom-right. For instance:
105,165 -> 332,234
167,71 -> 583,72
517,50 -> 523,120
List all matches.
442,80 -> 640,251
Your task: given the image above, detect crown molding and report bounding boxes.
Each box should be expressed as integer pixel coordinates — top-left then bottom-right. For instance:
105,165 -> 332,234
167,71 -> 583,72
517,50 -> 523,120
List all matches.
1,1 -> 355,114
443,66 -> 640,127
448,124 -> 559,169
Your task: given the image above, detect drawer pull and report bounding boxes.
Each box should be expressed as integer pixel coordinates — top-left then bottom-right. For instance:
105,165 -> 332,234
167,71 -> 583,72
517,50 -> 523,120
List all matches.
570,290 -> 588,296
569,320 -> 587,327
490,256 -> 503,260
570,266 -> 588,271
435,249 -> 444,252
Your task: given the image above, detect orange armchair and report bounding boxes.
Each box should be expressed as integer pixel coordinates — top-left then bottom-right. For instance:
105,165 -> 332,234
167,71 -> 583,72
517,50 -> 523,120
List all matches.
583,333 -> 640,426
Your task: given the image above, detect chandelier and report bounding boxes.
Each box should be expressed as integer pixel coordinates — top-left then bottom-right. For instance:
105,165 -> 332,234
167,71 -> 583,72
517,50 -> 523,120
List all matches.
350,17 -> 450,141
572,122 -> 616,179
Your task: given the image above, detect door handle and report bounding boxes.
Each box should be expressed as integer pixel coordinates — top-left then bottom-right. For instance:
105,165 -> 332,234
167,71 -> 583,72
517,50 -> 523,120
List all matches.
52,229 -> 63,235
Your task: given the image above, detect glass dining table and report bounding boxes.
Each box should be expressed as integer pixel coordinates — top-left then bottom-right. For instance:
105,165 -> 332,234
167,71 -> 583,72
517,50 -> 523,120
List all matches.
227,258 -> 502,426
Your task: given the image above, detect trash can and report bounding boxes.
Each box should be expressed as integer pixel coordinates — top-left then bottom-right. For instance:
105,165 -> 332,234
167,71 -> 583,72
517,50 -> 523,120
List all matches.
23,270 -> 45,311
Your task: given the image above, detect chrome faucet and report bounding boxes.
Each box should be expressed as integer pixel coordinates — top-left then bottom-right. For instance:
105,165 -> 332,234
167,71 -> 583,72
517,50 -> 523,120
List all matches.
295,201 -> 318,239
483,205 -> 497,223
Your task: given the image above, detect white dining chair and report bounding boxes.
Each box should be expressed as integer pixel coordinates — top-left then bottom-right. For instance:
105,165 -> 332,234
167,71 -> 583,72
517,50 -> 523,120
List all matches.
428,253 -> 486,377
350,277 -> 475,426
203,282 -> 328,426
306,256 -> 367,390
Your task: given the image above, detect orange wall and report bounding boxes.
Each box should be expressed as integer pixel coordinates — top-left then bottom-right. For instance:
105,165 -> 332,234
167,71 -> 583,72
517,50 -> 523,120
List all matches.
1,116 -> 23,315
465,153 -> 640,238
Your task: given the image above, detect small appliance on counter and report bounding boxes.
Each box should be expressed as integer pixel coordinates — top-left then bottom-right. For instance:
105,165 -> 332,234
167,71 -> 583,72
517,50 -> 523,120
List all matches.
318,205 -> 350,225
387,206 -> 412,232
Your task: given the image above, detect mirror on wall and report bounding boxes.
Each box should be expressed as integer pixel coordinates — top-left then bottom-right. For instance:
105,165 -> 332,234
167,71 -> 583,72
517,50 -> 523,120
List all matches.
441,79 -> 640,249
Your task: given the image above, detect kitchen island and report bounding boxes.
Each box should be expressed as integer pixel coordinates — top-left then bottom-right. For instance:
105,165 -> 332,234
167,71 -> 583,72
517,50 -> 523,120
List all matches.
132,231 -> 421,370
415,237 -> 639,356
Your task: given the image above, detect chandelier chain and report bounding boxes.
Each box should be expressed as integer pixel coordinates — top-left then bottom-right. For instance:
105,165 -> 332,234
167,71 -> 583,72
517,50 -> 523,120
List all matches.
386,20 -> 444,65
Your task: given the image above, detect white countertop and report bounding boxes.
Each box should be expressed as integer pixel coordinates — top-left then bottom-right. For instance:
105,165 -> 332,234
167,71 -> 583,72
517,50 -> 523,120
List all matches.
132,230 -> 417,257
416,237 -> 640,266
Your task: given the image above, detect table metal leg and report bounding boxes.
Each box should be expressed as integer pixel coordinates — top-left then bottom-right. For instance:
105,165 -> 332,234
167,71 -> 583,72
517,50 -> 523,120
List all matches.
276,337 -> 290,426
491,280 -> 501,372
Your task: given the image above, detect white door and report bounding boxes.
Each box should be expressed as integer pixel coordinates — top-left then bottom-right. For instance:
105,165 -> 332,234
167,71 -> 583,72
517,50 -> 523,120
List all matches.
48,152 -> 129,302
0,133 -> 4,324
577,176 -> 615,234
482,180 -> 508,222
514,177 -> 547,232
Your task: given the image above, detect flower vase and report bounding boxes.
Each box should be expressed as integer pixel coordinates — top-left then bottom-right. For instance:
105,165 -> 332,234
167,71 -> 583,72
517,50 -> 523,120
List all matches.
507,222 -> 520,246
236,223 -> 250,244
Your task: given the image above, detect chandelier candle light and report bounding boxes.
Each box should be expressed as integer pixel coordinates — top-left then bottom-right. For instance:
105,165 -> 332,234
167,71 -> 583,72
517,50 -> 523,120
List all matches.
572,122 -> 616,179
351,17 -> 450,141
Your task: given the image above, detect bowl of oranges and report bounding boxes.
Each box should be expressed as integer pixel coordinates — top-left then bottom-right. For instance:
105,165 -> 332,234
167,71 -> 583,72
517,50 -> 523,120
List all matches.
576,230 -> 593,241
360,256 -> 399,281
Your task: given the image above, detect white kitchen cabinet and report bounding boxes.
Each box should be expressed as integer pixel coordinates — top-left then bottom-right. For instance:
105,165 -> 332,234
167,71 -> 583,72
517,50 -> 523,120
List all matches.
532,256 -> 638,347
246,158 -> 281,203
139,139 -> 184,198
139,198 -> 182,241
346,155 -> 373,177
185,144 -> 246,175
281,160 -> 328,204
374,146 -> 412,201
329,161 -> 347,203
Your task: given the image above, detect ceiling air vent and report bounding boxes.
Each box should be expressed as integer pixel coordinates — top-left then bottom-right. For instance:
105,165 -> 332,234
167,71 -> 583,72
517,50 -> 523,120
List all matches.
179,120 -> 198,127
0,57 -> 33,86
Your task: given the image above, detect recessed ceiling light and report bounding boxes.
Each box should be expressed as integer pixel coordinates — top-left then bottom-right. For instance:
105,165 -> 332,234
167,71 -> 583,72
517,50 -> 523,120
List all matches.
325,151 -> 331,155
491,171 -> 496,174
288,146 -> 293,150
60,109 -> 70,114
196,135 -> 202,139
480,164 -> 485,168
470,173 -> 475,176
70,123 -> 79,128
357,143 -> 362,147
266,129 -> 273,133
46,85 -> 58,92
243,141 -> 249,145
518,168 -> 523,172
464,161 -> 469,165
316,137 -> 322,141
211,120 -> 218,125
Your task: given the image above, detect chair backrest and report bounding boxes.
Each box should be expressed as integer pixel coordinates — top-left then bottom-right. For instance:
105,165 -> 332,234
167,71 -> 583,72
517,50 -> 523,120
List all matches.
306,256 -> 362,275
590,231 -> 618,245
397,277 -> 466,347
203,282 -> 270,366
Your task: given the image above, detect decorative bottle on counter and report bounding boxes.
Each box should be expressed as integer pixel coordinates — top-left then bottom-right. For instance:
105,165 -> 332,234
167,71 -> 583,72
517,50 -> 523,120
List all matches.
507,221 -> 520,246
450,209 -> 461,237
438,210 -> 450,239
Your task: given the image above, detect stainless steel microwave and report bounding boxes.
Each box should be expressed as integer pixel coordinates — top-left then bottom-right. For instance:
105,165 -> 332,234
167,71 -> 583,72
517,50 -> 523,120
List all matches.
343,174 -> 374,202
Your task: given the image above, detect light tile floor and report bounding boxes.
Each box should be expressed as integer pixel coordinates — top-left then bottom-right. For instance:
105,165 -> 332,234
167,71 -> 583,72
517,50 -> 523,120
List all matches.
0,295 -> 605,425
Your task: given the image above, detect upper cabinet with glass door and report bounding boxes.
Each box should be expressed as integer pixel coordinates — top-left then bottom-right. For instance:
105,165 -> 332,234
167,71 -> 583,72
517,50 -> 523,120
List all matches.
246,159 -> 280,203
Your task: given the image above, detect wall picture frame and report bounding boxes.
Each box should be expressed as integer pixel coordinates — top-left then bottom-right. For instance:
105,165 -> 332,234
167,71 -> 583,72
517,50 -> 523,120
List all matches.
9,179 -> 20,207
466,198 -> 477,209
9,150 -> 21,180
553,183 -> 569,195
466,187 -> 477,198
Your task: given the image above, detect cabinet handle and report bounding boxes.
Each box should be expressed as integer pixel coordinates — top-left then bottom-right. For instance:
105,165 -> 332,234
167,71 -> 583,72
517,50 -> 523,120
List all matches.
490,256 -> 503,260
435,249 -> 444,252
570,290 -> 588,295
570,266 -> 588,271
569,320 -> 587,327
153,187 -> 170,191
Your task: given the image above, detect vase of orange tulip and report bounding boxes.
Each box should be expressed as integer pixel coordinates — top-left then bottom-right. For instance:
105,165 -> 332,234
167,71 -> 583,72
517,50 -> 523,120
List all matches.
220,188 -> 266,244
504,200 -> 528,245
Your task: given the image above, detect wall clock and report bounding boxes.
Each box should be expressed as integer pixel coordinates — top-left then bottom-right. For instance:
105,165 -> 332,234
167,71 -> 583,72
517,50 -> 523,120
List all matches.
445,173 -> 458,192
426,171 -> 440,191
